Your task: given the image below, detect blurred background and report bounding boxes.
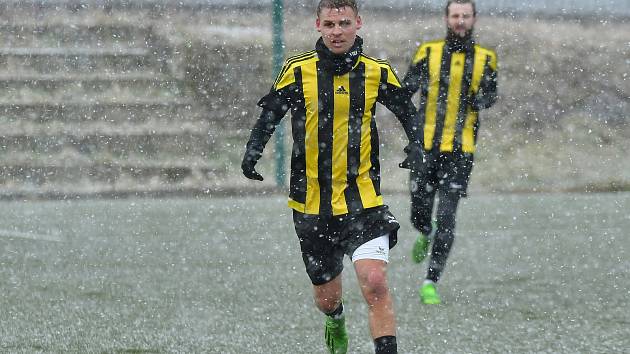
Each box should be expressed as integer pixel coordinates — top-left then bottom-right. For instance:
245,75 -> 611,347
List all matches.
0,0 -> 628,198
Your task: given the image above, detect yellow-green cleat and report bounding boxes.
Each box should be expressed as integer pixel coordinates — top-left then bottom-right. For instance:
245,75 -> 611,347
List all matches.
325,316 -> 348,354
411,221 -> 436,263
411,233 -> 430,263
420,282 -> 441,305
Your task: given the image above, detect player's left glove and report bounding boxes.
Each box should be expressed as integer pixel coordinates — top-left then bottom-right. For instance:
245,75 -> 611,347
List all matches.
399,142 -> 425,171
241,149 -> 264,181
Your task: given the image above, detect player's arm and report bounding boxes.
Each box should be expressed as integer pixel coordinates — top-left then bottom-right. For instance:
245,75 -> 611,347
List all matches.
377,64 -> 425,170
471,52 -> 498,110
401,44 -> 429,98
242,56 -> 299,181
241,87 -> 291,181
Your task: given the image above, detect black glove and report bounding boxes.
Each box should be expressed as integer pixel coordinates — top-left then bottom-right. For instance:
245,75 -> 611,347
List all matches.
241,151 -> 264,181
469,92 -> 481,111
399,142 -> 425,171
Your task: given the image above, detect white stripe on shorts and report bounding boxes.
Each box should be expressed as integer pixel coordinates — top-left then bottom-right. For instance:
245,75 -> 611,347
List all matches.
351,234 -> 390,263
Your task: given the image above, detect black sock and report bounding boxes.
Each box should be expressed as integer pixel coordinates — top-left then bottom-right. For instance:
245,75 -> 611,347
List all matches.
325,302 -> 344,320
374,335 -> 397,354
426,271 -> 440,283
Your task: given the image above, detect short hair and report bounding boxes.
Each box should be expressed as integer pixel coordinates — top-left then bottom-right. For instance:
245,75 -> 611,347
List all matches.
317,0 -> 359,17
445,0 -> 477,17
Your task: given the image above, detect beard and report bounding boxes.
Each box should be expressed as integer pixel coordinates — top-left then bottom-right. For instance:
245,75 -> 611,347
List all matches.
446,26 -> 474,42
446,27 -> 474,51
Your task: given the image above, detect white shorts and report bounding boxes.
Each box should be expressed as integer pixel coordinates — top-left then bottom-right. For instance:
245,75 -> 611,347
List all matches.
351,234 -> 390,263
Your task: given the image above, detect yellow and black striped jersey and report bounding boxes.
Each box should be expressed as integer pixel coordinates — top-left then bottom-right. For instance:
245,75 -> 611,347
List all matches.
403,39 -> 497,153
252,40 -> 420,216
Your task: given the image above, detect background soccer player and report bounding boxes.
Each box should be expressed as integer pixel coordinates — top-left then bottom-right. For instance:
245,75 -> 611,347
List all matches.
402,0 -> 498,305
241,1 -> 423,353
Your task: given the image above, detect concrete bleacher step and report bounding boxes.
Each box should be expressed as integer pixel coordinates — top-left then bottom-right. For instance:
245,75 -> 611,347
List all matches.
0,75 -> 185,101
0,101 -> 201,123
0,162 -> 222,189
0,47 -> 156,75
0,130 -> 214,158
0,118 -> 211,135
0,73 -> 179,88
0,24 -> 153,49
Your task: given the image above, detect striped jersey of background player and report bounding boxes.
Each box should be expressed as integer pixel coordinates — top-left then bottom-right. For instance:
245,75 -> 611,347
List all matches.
241,0 -> 423,353
402,0 -> 498,305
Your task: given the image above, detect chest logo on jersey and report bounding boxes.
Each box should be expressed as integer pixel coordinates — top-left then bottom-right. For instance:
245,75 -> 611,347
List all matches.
335,86 -> 349,95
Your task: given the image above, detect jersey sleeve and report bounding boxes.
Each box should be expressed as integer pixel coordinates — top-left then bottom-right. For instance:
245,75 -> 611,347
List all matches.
402,43 -> 429,97
377,62 -> 422,144
246,59 -> 298,165
257,59 -> 297,116
472,49 -> 498,110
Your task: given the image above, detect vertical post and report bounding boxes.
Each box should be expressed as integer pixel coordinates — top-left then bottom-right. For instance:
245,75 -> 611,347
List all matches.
272,0 -> 286,187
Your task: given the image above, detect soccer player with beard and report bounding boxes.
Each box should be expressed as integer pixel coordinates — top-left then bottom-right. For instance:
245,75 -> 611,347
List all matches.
401,0 -> 498,305
241,0 -> 423,352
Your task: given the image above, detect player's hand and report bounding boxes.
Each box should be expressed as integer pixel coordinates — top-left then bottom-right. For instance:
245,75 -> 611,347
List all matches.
469,90 -> 482,111
241,156 -> 264,181
399,142 -> 425,171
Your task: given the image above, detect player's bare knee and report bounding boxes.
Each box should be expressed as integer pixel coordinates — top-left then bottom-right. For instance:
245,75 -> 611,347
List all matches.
361,270 -> 389,302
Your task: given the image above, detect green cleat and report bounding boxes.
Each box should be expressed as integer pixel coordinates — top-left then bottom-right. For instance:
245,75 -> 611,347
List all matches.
325,316 -> 348,354
411,232 -> 430,263
420,282 -> 442,305
412,221 -> 436,263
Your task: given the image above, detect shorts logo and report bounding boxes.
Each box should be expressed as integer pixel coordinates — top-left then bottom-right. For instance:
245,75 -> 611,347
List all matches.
449,182 -> 463,190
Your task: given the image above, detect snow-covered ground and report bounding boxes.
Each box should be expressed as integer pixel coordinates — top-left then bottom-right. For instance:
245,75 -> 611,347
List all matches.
1,193 -> 628,352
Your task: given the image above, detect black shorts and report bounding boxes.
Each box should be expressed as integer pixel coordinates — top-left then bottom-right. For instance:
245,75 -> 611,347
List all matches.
292,206 -> 400,286
411,151 -> 474,197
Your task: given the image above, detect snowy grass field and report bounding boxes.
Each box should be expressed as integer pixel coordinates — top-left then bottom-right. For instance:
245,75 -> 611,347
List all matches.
1,192 -> 629,353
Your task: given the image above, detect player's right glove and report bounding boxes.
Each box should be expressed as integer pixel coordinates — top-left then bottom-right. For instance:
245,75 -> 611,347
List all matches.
399,142 -> 425,171
241,149 -> 264,181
